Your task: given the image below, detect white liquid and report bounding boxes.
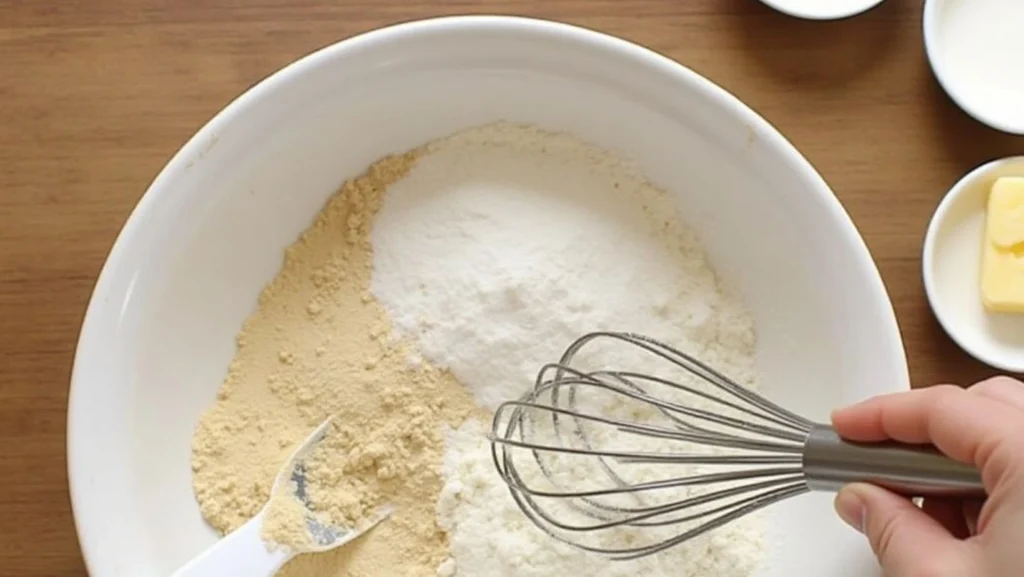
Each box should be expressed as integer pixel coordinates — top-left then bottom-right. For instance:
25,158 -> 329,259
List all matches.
938,0 -> 1024,129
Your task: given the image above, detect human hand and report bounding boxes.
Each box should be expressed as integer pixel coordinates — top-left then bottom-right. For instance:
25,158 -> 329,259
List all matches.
830,376 -> 1024,577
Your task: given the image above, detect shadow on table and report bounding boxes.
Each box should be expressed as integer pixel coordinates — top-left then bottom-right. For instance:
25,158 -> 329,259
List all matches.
913,302 -> 1007,386
922,75 -> 1024,169
724,0 -> 901,90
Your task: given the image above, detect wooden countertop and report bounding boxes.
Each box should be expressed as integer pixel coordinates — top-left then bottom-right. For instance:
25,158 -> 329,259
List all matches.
2,1 -> 1022,574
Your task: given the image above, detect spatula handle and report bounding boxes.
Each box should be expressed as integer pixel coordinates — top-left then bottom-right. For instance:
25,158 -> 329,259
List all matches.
169,509 -> 292,577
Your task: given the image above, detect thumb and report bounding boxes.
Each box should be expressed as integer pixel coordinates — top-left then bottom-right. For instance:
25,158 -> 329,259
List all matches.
834,483 -> 972,576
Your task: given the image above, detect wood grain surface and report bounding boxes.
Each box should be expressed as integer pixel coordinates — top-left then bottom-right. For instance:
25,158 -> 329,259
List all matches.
1,0 -> 1022,574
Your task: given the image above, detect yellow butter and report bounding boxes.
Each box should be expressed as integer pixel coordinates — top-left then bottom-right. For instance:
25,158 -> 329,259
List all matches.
981,177 -> 1024,314
988,177 -> 1024,248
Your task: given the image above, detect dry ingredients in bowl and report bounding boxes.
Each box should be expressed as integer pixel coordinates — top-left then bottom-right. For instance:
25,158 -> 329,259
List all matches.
191,122 -> 764,576
191,152 -> 483,575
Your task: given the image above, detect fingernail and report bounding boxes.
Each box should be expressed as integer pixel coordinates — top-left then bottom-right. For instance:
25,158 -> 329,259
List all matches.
835,487 -> 866,533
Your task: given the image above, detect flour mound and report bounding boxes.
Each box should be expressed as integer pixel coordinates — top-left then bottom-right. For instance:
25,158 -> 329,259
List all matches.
369,122 -> 763,576
370,122 -> 755,410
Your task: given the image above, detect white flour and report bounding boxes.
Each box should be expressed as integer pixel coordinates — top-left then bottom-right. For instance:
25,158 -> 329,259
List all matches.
369,122 -> 764,576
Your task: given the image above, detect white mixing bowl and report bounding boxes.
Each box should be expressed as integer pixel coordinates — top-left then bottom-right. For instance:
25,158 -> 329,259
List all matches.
68,15 -> 908,577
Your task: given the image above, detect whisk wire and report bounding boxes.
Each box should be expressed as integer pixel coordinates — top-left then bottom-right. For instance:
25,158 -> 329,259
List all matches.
489,330 -> 986,561
599,370 -> 809,438
488,331 -> 817,560
558,332 -> 813,429
492,399 -> 804,461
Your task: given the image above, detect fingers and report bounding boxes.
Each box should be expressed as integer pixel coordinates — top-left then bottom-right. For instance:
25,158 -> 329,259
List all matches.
967,376 -> 1024,412
831,379 -> 1023,574
830,382 -> 1024,486
835,484 -> 976,576
829,386 -> 973,443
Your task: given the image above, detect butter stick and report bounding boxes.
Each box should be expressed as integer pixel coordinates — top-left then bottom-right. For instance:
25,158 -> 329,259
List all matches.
981,176 -> 1024,313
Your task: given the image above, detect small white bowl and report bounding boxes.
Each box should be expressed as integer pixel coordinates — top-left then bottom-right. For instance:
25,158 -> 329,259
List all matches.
923,157 -> 1024,373
924,0 -> 1024,135
759,0 -> 886,20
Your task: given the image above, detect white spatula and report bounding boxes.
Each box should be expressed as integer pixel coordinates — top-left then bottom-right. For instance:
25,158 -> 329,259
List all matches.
171,416 -> 392,576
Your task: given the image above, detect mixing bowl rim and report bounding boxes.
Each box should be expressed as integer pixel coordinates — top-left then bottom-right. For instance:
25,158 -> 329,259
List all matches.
66,14 -> 909,576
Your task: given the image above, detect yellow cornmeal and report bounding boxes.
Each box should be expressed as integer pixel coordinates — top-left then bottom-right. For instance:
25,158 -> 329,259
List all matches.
262,489 -> 314,551
190,151 -> 482,575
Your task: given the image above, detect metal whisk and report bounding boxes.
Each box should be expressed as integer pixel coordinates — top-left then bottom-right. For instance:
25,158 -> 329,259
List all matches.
488,331 -> 985,561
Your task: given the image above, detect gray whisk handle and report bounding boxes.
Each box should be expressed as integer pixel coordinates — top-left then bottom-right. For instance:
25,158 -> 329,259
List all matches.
802,424 -> 986,498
